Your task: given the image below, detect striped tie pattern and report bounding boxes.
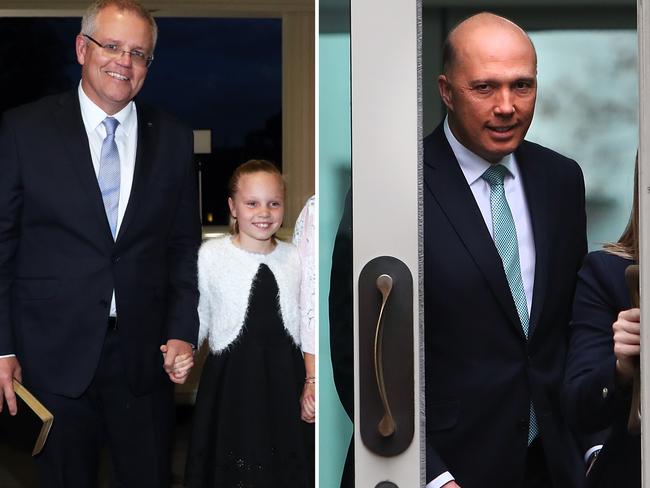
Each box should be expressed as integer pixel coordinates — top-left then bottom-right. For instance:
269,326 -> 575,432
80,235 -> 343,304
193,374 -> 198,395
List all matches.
98,117 -> 120,239
482,164 -> 538,445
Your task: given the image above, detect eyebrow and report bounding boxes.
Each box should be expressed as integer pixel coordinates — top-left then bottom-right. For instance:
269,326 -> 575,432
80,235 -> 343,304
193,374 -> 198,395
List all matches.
103,38 -> 149,51
468,76 -> 536,85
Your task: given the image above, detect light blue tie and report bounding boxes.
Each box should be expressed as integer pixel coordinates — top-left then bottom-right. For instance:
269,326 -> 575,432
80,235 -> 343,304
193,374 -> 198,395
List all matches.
98,117 -> 120,239
482,164 -> 538,445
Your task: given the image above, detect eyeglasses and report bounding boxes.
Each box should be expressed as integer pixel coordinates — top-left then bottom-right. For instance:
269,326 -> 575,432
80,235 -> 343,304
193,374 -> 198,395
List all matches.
83,34 -> 154,68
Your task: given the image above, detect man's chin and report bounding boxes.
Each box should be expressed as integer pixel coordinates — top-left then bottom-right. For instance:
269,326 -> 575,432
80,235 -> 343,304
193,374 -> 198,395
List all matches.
479,149 -> 510,164
483,141 -> 522,162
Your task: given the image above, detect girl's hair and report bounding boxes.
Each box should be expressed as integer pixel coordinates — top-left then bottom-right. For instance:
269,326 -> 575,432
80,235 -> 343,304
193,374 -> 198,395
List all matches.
228,159 -> 285,235
604,156 -> 639,261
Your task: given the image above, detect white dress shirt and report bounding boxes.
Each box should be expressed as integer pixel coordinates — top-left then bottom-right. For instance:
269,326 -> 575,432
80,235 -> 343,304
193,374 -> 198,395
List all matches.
78,82 -> 138,317
444,118 -> 535,314
426,119 -> 536,488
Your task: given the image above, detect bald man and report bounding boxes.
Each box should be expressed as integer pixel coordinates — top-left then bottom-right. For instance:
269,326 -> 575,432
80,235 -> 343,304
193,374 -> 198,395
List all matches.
424,13 -> 588,487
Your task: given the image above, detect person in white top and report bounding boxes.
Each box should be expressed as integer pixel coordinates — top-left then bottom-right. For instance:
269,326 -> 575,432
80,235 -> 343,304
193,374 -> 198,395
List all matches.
293,195 -> 316,423
185,160 -> 314,487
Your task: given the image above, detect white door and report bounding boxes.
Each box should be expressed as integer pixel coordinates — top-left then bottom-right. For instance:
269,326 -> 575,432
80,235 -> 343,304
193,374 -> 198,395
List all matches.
350,0 -> 424,485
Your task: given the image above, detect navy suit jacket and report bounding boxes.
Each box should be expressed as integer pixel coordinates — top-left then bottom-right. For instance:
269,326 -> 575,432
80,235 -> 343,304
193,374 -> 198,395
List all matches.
564,251 -> 640,488
0,90 -> 201,398
424,123 -> 587,487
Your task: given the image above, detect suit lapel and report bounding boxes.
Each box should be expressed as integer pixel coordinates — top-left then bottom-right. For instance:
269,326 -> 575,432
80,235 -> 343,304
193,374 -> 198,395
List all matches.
115,101 -> 156,243
53,91 -> 114,245
424,126 -> 523,337
516,143 -> 550,339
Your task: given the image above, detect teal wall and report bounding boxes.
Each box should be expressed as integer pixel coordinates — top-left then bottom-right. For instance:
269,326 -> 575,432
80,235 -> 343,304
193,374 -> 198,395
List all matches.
319,32 -> 353,487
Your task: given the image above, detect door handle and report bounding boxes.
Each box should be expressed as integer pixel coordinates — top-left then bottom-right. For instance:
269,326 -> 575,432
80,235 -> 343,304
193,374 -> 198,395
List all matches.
359,256 -> 414,456
375,274 -> 396,437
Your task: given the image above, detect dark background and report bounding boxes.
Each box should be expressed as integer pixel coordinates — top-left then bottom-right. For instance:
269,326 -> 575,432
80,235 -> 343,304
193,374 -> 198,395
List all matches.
0,17 -> 283,225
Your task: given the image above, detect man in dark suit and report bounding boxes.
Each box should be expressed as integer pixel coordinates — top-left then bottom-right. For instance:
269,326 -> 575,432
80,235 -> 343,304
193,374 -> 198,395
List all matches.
0,1 -> 200,486
331,11 -> 594,488
424,13 -> 588,487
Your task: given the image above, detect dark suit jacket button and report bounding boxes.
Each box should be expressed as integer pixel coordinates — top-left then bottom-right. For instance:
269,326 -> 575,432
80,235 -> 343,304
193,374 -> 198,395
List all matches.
113,256 -> 121,264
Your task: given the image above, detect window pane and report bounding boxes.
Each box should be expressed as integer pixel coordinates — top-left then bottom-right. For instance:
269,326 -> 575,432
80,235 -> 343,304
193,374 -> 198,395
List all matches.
527,30 -> 637,250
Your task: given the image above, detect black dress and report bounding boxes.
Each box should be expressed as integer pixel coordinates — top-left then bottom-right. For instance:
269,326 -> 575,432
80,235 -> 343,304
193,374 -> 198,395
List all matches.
186,264 -> 314,488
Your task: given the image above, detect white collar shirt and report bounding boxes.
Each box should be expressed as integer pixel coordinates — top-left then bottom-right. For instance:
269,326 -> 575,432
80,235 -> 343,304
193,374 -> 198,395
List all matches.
78,82 -> 138,316
443,117 -> 536,317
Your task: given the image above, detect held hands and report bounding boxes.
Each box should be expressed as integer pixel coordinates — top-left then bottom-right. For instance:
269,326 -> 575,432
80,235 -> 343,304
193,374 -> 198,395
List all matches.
0,356 -> 22,415
160,339 -> 194,384
613,308 -> 641,386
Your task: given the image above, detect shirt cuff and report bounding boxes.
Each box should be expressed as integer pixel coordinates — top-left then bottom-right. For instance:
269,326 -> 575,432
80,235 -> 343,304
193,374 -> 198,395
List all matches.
584,445 -> 603,464
0,354 -> 16,359
427,471 -> 455,488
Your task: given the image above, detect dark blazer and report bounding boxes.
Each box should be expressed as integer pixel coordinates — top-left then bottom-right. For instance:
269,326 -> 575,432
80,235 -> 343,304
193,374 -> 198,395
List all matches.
0,90 -> 201,398
424,123 -> 587,487
564,251 -> 640,488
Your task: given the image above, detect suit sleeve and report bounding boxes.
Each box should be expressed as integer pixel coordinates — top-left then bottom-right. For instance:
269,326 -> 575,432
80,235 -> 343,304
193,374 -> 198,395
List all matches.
564,252 -> 627,435
164,126 -> 201,346
426,444 -> 451,485
0,113 -> 22,356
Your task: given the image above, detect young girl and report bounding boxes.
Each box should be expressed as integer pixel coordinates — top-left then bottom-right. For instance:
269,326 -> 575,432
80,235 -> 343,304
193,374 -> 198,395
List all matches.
185,160 -> 313,488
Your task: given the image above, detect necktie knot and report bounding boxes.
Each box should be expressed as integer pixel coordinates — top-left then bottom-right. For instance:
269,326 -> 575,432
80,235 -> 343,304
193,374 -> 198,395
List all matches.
481,164 -> 508,187
102,117 -> 119,137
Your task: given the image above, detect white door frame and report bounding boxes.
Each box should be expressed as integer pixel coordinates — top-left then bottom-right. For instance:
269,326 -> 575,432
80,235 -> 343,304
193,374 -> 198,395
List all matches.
350,0 -> 424,485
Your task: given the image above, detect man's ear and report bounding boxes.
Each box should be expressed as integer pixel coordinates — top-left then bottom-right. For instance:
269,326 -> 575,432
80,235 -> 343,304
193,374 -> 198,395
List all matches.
75,34 -> 87,66
438,74 -> 453,110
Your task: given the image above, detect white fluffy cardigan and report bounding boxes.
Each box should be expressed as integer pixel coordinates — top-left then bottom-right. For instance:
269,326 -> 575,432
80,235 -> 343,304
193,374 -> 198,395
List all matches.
197,236 -> 301,354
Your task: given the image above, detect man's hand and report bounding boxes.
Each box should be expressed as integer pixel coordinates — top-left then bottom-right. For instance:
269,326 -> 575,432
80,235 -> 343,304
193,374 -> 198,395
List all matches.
442,482 -> 461,488
160,339 -> 194,384
0,357 -> 22,415
612,308 -> 641,386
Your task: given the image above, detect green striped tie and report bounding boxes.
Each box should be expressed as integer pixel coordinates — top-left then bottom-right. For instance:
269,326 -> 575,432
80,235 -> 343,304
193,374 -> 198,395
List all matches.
482,164 -> 538,445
